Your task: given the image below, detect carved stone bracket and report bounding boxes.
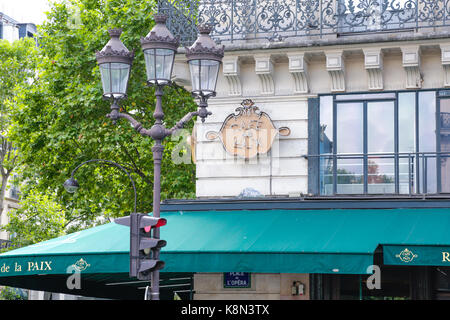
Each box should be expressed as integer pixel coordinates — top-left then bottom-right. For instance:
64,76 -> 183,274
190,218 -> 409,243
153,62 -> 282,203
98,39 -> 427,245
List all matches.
401,46 -> 422,89
363,48 -> 383,90
287,53 -> 309,93
440,44 -> 450,87
254,54 -> 275,95
325,51 -> 345,92
222,56 -> 242,96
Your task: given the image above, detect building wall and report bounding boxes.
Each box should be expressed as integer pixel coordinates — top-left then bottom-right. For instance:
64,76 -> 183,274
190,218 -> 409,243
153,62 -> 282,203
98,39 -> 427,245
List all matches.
0,12 -> 36,42
193,273 -> 310,300
174,38 -> 450,198
0,197 -> 19,241
0,24 -> 19,42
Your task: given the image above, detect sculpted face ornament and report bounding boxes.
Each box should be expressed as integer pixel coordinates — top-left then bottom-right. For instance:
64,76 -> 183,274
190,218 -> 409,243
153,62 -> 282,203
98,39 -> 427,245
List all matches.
206,99 -> 290,159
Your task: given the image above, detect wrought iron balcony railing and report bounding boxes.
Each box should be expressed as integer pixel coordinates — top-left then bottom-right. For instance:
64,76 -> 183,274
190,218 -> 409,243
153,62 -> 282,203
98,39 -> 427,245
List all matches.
306,151 -> 450,196
159,0 -> 450,44
158,0 -> 199,46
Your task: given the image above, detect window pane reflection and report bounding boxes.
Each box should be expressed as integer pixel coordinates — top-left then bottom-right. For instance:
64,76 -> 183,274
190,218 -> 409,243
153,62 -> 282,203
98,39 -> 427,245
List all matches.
419,91 -> 437,193
367,101 -> 395,194
337,103 -> 363,194
398,92 -> 416,194
319,96 -> 334,195
440,99 -> 450,193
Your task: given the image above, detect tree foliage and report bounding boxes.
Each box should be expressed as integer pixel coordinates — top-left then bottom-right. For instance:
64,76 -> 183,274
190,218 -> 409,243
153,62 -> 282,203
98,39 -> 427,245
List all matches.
2,190 -> 66,248
9,0 -> 198,234
0,286 -> 26,300
0,37 -> 38,128
0,38 -> 37,217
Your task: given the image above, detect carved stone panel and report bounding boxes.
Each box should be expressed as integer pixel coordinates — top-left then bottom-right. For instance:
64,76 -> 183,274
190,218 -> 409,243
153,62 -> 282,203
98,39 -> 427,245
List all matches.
206,99 -> 290,159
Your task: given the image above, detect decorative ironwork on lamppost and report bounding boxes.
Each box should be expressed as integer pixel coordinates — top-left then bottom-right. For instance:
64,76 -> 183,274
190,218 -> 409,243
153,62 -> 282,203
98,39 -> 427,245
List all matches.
95,14 -> 224,300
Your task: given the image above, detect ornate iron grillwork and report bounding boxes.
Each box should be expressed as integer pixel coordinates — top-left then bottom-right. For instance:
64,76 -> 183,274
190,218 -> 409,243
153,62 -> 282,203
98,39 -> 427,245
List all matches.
161,0 -> 450,43
442,112 -> 450,130
158,0 -> 199,46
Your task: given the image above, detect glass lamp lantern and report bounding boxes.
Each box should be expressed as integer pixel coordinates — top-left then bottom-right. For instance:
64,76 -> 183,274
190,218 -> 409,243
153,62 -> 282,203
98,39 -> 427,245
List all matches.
63,177 -> 79,193
96,29 -> 134,100
141,14 -> 180,86
185,25 -> 224,99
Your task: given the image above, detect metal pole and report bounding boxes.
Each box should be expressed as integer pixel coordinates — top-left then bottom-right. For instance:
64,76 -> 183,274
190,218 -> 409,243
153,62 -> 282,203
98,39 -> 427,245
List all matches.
151,86 -> 165,301
151,144 -> 163,300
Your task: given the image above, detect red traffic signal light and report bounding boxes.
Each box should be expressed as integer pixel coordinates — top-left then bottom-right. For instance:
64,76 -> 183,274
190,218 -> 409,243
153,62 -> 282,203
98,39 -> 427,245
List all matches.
140,215 -> 166,232
114,213 -> 167,279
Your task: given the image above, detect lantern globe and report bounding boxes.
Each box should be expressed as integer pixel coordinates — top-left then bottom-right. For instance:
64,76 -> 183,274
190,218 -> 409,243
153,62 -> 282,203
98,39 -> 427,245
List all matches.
141,14 -> 180,86
95,29 -> 134,100
185,25 -> 224,99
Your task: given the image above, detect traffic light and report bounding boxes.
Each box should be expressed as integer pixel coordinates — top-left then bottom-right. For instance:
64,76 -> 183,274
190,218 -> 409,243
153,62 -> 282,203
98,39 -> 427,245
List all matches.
115,213 -> 167,280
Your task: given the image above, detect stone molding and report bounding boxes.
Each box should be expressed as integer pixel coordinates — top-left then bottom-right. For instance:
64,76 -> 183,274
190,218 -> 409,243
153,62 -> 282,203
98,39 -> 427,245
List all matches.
175,41 -> 450,96
401,46 -> 422,89
325,51 -> 345,92
287,53 -> 309,94
222,56 -> 242,96
254,54 -> 275,95
440,44 -> 450,87
363,48 -> 383,90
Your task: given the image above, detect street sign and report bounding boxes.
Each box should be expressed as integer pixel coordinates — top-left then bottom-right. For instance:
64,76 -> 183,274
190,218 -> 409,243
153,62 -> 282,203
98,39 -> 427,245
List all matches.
223,272 -> 251,288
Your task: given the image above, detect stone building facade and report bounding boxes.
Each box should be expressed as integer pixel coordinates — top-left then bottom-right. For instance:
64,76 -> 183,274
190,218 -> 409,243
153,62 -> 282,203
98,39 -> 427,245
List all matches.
165,0 -> 450,300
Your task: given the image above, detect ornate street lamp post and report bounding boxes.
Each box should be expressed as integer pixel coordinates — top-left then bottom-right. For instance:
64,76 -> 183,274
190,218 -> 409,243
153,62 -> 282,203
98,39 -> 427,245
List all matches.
95,15 -> 223,300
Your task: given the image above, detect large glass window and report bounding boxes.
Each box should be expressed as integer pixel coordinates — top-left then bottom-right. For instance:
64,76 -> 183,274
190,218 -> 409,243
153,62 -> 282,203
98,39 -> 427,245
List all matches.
317,90 -> 445,195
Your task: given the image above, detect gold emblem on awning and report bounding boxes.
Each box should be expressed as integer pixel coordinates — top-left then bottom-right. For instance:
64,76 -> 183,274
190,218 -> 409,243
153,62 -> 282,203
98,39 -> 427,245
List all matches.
73,258 -> 91,272
395,248 -> 418,263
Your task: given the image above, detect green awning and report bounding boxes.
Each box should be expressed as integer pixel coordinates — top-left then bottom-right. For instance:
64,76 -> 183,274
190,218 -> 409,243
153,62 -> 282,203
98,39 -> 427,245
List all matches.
384,245 -> 450,266
0,207 -> 450,298
3,207 -> 450,275
0,223 -> 129,276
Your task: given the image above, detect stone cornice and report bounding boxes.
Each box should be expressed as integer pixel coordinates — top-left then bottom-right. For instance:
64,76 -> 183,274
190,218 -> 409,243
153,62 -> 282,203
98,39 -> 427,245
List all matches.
207,31 -> 450,53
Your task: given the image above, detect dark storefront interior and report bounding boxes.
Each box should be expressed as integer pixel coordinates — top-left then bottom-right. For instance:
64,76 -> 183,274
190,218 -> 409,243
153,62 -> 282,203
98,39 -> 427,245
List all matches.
311,251 -> 450,300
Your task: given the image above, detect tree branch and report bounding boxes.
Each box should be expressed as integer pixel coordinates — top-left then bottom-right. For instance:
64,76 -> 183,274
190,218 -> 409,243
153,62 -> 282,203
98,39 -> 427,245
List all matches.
117,141 -> 154,187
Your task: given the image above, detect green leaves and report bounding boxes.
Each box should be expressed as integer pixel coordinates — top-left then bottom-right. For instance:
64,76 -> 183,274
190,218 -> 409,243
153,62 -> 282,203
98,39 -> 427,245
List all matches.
8,0 -> 198,236
1,190 -> 66,249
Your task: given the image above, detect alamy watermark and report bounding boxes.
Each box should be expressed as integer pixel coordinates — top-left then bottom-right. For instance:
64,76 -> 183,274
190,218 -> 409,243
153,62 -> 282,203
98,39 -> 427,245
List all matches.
366,264 -> 381,290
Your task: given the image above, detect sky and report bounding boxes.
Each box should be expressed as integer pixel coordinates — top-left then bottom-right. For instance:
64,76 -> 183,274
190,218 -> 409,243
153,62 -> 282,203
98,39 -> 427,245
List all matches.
0,0 -> 60,25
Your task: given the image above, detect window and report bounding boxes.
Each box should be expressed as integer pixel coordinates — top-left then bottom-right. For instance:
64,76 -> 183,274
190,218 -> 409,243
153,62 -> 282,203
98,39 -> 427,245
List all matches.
434,267 -> 450,300
316,90 -> 448,195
